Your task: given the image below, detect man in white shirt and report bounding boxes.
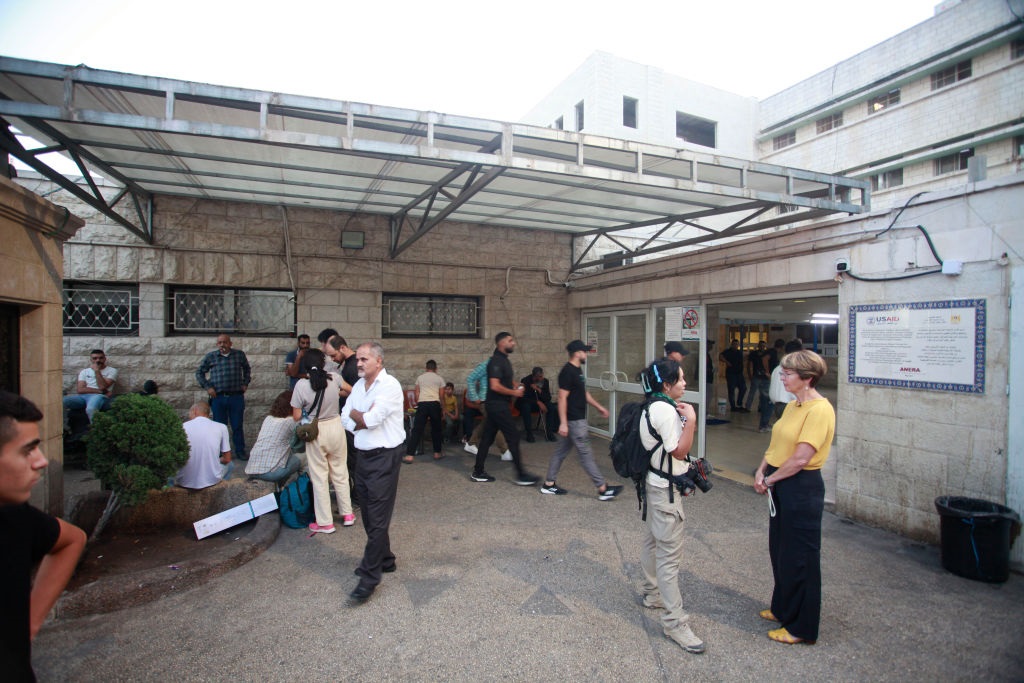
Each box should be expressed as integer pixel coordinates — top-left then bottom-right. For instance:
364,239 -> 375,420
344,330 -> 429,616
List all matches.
768,339 -> 804,423
174,403 -> 233,489
341,341 -> 405,604
62,349 -> 118,422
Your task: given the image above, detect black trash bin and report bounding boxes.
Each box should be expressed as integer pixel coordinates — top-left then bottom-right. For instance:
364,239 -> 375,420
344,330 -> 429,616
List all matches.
934,496 -> 1021,583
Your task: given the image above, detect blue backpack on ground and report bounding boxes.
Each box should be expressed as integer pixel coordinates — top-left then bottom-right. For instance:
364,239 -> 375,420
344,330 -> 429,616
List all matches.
277,472 -> 314,529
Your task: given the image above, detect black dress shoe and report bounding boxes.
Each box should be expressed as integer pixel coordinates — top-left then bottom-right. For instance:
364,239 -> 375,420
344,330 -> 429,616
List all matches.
382,564 -> 397,573
349,584 -> 375,603
546,434 -> 557,442
524,435 -> 536,443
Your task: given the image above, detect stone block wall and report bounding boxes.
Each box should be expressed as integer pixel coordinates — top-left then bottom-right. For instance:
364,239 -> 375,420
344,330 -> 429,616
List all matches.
22,179 -> 575,452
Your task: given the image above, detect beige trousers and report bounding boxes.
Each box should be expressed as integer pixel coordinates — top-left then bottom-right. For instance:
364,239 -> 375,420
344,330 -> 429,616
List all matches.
640,482 -> 691,633
305,416 -> 351,526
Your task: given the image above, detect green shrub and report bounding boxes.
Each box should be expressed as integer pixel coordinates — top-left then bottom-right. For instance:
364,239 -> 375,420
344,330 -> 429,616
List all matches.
86,394 -> 190,507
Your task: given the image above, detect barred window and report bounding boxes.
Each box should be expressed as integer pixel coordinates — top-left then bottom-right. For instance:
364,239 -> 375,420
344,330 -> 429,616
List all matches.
931,60 -> 971,90
772,131 -> 796,150
382,294 -> 480,338
867,89 -> 900,114
169,287 -> 294,335
63,282 -> 139,336
934,148 -> 973,175
816,112 -> 843,134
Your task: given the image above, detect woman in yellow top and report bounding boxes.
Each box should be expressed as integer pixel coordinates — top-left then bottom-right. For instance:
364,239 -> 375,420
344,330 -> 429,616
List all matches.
753,350 -> 834,645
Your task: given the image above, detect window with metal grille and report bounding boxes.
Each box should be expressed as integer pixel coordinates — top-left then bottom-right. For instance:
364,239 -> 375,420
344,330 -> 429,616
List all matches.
867,89 -> 900,114
930,60 -> 971,90
169,287 -> 295,335
675,112 -> 716,148
382,294 -> 480,338
870,168 -> 904,190
63,282 -> 139,336
815,112 -> 843,134
623,96 -> 638,128
933,148 -> 974,175
772,131 -> 796,150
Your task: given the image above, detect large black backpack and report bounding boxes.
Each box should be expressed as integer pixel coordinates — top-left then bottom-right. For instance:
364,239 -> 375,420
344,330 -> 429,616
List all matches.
609,397 -> 672,519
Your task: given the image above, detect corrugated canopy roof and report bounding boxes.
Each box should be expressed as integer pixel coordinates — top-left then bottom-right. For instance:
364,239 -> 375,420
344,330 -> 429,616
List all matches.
0,56 -> 870,272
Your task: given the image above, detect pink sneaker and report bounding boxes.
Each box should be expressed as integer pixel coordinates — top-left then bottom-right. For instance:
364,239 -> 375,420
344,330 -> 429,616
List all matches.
342,513 -> 356,527
308,522 -> 336,534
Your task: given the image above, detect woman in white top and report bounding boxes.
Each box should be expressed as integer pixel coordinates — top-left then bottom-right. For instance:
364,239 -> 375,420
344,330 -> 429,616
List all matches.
291,349 -> 353,533
637,357 -> 704,655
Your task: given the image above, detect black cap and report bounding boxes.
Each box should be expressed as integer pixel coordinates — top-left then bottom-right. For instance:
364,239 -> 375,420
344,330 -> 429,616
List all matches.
566,339 -> 594,354
664,341 -> 689,356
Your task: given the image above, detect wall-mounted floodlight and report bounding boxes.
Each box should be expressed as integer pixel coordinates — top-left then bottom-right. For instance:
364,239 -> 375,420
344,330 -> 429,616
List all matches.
341,231 -> 365,249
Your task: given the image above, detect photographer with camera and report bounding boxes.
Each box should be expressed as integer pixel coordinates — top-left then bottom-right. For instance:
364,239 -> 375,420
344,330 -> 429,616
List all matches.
753,350 -> 834,646
637,357 -> 705,655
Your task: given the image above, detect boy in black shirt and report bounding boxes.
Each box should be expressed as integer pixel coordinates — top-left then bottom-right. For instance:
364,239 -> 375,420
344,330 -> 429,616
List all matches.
1,391 -> 86,682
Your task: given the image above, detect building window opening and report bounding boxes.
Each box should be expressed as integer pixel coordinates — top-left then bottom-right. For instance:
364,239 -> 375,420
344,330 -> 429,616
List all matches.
675,112 -> 716,148
816,112 -> 843,134
931,59 -> 972,90
867,89 -> 900,114
383,294 -> 480,338
870,168 -> 904,191
772,131 -> 796,150
575,100 -> 585,131
169,287 -> 295,335
623,96 -> 638,128
934,148 -> 974,175
63,282 -> 139,336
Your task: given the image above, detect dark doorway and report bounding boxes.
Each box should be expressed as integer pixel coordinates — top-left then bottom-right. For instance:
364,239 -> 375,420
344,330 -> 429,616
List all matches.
0,303 -> 20,393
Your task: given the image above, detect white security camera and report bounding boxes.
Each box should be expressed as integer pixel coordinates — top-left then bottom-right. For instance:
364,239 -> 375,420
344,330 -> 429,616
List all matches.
835,257 -> 850,273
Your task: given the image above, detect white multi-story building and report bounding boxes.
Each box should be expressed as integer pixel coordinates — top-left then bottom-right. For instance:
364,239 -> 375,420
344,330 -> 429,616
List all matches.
524,0 -> 1024,213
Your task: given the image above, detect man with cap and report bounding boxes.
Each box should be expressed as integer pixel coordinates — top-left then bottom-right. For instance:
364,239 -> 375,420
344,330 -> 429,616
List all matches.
470,332 -> 540,486
540,340 -> 622,500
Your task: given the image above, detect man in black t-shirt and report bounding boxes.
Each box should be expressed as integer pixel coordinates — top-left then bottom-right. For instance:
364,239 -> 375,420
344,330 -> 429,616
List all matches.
1,391 -> 86,682
540,340 -> 622,500
471,332 -> 540,486
325,334 -> 362,501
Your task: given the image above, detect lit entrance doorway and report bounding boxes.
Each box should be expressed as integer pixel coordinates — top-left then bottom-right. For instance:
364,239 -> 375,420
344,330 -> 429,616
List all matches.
705,295 -> 839,484
581,303 -> 709,461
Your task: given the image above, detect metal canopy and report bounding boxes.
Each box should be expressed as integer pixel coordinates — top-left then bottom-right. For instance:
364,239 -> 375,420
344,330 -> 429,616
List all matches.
0,57 -> 870,273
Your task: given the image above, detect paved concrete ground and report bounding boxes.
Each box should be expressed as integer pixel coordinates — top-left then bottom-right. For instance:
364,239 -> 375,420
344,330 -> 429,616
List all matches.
36,440 -> 1023,682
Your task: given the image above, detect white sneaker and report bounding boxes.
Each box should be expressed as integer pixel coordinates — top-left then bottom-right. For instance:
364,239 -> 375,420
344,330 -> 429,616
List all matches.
501,450 -> 513,461
665,625 -> 705,654
464,443 -> 478,455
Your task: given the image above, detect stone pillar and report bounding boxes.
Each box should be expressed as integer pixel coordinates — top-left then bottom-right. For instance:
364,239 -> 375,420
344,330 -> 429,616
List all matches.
0,177 -> 84,516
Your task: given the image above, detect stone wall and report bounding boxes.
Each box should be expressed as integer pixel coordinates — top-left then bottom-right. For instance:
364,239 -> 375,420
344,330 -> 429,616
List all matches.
18,179 -> 575,451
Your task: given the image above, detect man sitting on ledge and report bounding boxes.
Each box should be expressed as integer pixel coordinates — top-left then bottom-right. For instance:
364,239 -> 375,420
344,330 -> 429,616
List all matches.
172,403 -> 233,489
62,349 -> 118,423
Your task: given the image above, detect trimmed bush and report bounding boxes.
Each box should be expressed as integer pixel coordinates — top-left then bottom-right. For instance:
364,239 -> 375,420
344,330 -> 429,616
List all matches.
86,394 -> 189,507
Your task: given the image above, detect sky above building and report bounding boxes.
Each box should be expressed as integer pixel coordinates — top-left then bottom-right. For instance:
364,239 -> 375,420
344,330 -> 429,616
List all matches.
1,0 -> 941,122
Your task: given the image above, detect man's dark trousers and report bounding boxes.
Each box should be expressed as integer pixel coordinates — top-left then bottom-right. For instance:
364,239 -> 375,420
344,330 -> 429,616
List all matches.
406,401 -> 443,455
211,392 -> 246,457
354,445 -> 403,588
474,403 -> 525,476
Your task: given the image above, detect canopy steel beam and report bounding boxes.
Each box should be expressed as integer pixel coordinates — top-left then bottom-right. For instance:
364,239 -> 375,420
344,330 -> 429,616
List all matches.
0,117 -> 152,242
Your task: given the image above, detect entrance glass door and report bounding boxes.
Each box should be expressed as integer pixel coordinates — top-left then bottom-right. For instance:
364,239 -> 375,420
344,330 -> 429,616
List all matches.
582,304 -> 707,459
582,311 -> 648,435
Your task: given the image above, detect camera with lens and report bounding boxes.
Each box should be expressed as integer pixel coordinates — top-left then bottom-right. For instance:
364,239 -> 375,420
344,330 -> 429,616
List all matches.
672,457 -> 713,496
